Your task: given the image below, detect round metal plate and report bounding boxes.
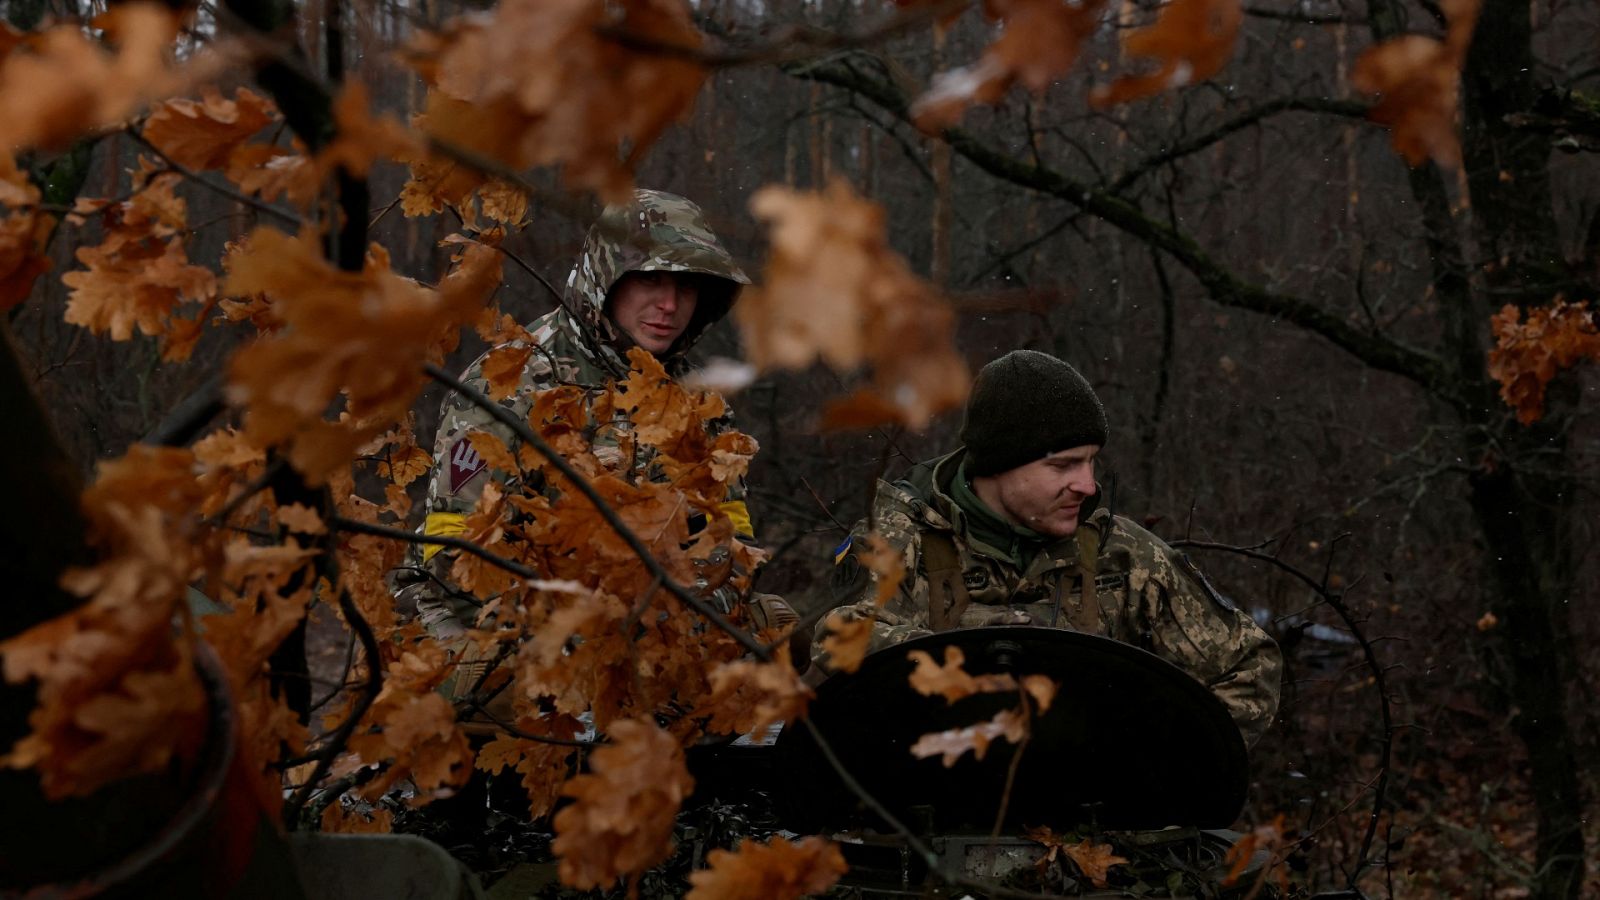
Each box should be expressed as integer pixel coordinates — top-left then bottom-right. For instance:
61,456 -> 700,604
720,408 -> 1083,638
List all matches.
773,627 -> 1248,832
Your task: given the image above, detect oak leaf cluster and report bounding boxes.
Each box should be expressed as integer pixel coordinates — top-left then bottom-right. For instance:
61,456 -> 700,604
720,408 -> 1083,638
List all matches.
1487,300 -> 1600,425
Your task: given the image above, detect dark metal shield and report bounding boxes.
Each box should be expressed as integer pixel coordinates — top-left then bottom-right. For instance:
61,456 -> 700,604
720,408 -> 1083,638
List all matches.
773,627 -> 1249,833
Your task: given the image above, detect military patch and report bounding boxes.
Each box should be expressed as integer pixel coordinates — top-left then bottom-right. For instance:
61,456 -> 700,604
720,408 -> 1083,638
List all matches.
832,535 -> 853,565
1094,572 -> 1129,592
447,437 -> 488,493
831,553 -> 867,603
963,569 -> 989,591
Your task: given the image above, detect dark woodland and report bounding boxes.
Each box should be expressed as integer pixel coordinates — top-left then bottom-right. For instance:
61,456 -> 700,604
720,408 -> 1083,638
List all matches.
3,0 -> 1598,897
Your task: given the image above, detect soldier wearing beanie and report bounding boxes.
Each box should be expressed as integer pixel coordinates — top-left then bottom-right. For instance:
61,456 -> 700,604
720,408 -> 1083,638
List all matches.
814,350 -> 1282,747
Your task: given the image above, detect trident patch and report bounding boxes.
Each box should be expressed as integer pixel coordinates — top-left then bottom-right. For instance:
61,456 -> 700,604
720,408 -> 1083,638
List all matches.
447,437 -> 487,493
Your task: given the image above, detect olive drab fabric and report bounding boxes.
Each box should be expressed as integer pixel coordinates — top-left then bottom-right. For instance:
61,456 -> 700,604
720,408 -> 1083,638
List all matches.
393,190 -> 760,659
815,450 -> 1283,747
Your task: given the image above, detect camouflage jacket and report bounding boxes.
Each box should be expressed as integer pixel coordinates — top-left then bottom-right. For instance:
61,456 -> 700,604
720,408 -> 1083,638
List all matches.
395,190 -> 756,641
815,451 -> 1282,746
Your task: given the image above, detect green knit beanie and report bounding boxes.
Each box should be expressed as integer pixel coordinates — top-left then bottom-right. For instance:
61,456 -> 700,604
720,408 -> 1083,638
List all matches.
960,350 -> 1108,477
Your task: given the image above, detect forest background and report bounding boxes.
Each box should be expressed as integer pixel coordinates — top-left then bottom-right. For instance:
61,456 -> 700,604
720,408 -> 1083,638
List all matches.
2,0 -> 1599,897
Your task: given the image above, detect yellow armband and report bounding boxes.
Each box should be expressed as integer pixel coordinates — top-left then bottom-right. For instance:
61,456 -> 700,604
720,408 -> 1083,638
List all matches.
718,500 -> 754,538
421,512 -> 467,563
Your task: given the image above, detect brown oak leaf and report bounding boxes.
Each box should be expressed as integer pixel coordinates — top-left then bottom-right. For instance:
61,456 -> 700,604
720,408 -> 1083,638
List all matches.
1090,0 -> 1242,109
906,645 -> 1018,703
742,181 -> 969,429
1487,300 -> 1599,424
552,719 -> 693,890
224,143 -> 318,207
685,836 -> 848,900
62,167 -> 217,358
912,0 -> 1110,129
0,155 -> 54,309
142,86 -> 276,170
405,0 -> 705,202
0,6 -> 188,153
223,227 -> 501,481
377,444 -> 433,487
858,531 -> 906,606
909,707 -> 1028,766
703,652 -> 812,737
1025,828 -> 1129,888
818,616 -> 873,674
481,343 -> 534,400
275,502 -> 326,535
1350,0 -> 1480,167
0,445 -> 210,798
1063,839 -> 1130,888
474,732 -> 578,819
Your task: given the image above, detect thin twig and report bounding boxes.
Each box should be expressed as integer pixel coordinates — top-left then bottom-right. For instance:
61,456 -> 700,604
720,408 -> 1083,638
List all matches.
281,557 -> 384,827
126,128 -> 302,226
1171,538 -> 1325,595
1242,5 -> 1364,25
602,0 -> 970,68
490,239 -> 566,309
466,703 -> 598,749
798,475 -> 850,534
302,763 -> 383,823
990,690 -> 1033,839
203,457 -> 287,526
328,514 -> 539,580
1176,535 -> 1398,892
308,628 -> 357,714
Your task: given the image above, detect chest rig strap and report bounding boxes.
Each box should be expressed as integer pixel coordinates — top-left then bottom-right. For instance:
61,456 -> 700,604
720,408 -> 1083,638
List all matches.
921,531 -> 969,632
1073,520 -> 1104,633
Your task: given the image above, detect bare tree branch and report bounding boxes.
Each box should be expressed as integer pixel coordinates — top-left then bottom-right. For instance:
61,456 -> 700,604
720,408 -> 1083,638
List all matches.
604,0 -> 970,68
792,56 -> 1462,410
1243,5 -> 1364,25
1112,96 -> 1372,191
329,514 -> 541,580
1174,535 -> 1396,891
126,128 -> 302,227
281,552 -> 384,828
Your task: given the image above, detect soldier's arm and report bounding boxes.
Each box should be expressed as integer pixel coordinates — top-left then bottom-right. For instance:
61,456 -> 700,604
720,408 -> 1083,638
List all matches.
702,403 -> 757,543
1140,544 -> 1282,747
395,368 -> 536,641
695,403 -> 769,623
808,505 -> 933,674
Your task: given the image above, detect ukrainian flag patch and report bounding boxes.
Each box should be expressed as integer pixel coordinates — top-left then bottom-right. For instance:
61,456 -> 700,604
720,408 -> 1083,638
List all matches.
832,535 -> 853,565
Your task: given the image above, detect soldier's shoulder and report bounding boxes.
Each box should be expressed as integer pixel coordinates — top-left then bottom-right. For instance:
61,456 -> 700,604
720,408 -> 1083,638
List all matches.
873,477 -> 921,515
1102,513 -> 1177,555
870,478 -> 934,537
1100,514 -> 1237,610
1098,513 -> 1185,579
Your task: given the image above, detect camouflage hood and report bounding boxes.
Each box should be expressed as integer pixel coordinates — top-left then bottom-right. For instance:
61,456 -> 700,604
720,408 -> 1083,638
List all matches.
553,189 -> 749,377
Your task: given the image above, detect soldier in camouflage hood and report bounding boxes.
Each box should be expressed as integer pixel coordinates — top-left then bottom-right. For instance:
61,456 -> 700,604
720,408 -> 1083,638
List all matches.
815,350 -> 1282,746
396,190 -> 779,659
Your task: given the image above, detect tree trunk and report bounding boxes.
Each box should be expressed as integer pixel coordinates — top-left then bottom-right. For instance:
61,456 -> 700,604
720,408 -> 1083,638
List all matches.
1466,455 -> 1584,899
1454,1 -> 1586,894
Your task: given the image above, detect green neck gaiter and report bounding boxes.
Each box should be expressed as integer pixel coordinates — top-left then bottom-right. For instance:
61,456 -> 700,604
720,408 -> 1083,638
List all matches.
950,459 -> 1051,570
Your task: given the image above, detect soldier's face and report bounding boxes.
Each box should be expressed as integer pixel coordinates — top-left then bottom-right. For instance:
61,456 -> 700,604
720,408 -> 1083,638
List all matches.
984,445 -> 1100,538
607,270 -> 700,354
